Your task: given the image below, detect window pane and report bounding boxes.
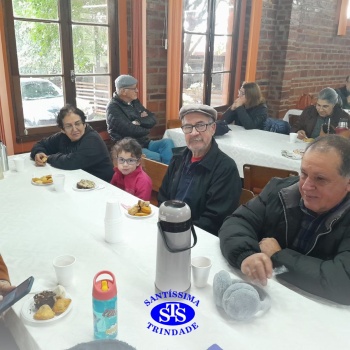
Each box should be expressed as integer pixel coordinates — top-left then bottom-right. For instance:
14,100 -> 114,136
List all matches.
183,33 -> 206,74
183,0 -> 208,33
15,21 -> 61,75
71,0 -> 107,24
72,25 -> 109,74
183,73 -> 204,105
12,0 -> 58,20
212,35 -> 232,72
75,76 -> 110,121
214,0 -> 235,35
211,72 -> 230,107
21,77 -> 63,128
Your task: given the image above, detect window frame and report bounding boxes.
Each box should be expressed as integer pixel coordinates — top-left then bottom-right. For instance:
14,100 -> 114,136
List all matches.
3,0 -> 119,142
181,0 -> 242,109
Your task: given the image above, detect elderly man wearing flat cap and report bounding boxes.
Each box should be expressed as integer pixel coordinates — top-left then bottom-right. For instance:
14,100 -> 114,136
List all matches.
158,104 -> 242,235
106,75 -> 174,164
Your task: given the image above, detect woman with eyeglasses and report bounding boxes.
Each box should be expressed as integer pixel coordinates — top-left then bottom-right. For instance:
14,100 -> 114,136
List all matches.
110,137 -> 152,201
222,82 -> 268,130
291,87 -> 350,140
30,104 -> 114,182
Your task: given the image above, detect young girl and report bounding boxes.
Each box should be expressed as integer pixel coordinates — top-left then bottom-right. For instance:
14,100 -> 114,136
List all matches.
110,137 -> 152,201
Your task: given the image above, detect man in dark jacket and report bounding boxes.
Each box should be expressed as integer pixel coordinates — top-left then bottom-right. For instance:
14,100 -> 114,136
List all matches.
158,104 -> 241,236
336,75 -> 350,109
219,135 -> 350,304
31,104 -> 114,182
106,75 -> 174,164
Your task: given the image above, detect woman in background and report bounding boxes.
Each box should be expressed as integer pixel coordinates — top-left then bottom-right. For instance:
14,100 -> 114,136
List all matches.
292,87 -> 350,140
222,82 -> 268,130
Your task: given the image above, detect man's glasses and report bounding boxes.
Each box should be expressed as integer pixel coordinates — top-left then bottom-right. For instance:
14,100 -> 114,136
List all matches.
124,87 -> 138,91
63,120 -> 84,132
181,122 -> 214,134
116,157 -> 139,165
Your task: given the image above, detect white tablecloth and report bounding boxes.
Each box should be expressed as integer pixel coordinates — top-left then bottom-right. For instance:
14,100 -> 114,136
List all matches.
1,156 -> 349,350
164,126 -> 307,177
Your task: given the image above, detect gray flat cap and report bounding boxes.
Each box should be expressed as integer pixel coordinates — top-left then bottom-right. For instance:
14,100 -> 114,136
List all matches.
115,75 -> 138,89
179,104 -> 217,121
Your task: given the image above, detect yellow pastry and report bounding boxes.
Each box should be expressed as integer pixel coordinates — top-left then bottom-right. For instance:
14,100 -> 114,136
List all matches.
34,304 -> 55,320
52,298 -> 71,315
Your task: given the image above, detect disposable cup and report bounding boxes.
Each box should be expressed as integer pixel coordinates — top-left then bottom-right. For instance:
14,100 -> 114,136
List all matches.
105,200 -> 122,221
13,157 -> 25,172
105,218 -> 125,243
53,174 -> 65,192
289,132 -> 298,143
191,256 -> 212,288
53,255 -> 76,287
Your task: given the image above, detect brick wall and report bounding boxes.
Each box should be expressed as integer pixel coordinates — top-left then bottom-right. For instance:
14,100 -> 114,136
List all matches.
255,0 -> 350,118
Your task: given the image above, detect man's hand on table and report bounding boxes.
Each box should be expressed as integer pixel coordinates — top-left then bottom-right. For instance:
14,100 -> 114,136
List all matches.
297,130 -> 307,140
259,237 -> 282,258
34,153 -> 48,166
241,253 -> 273,286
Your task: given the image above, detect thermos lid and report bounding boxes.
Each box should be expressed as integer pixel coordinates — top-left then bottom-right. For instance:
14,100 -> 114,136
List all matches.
158,200 -> 191,223
92,270 -> 117,300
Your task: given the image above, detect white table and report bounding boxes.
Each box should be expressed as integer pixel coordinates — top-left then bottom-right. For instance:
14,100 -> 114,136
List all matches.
164,126 -> 307,177
1,156 -> 349,350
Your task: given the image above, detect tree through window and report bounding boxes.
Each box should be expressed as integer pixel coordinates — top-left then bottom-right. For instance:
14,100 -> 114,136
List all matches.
4,0 -> 119,138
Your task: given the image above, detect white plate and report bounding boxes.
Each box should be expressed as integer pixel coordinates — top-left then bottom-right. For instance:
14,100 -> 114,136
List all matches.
31,180 -> 53,186
124,210 -> 155,219
72,184 -> 104,192
21,293 -> 73,325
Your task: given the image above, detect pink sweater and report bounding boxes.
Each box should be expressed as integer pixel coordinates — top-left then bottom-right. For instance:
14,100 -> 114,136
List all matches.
110,165 -> 152,201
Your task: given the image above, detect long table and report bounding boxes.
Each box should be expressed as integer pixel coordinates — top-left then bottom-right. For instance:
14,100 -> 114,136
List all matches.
163,125 -> 307,177
1,156 -> 349,350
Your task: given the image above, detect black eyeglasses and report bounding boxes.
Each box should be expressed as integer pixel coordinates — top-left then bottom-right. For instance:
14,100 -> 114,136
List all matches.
116,157 -> 139,165
63,120 -> 84,132
181,122 -> 214,134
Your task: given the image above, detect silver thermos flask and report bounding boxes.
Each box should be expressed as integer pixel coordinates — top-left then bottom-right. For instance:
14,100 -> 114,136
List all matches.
0,140 -> 9,172
155,200 -> 197,292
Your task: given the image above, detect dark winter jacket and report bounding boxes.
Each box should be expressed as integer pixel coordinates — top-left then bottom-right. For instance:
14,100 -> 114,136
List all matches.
106,94 -> 157,147
30,124 -> 114,182
219,177 -> 350,304
158,139 -> 241,235
222,103 -> 268,130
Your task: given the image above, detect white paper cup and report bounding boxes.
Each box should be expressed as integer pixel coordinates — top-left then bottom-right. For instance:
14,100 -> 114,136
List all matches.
191,256 -> 212,288
53,255 -> 76,287
105,200 -> 122,221
13,157 -> 25,172
53,174 -> 65,192
289,132 -> 298,143
105,218 -> 125,243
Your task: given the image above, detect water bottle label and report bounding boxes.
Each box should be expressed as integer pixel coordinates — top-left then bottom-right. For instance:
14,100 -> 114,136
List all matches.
93,297 -> 118,339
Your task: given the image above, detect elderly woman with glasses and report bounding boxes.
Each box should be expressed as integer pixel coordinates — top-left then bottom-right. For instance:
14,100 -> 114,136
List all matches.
30,104 -> 114,182
222,82 -> 268,130
292,87 -> 350,140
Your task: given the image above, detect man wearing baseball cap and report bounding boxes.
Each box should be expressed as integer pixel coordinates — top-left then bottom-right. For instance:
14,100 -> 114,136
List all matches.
106,75 -> 174,164
158,104 -> 241,235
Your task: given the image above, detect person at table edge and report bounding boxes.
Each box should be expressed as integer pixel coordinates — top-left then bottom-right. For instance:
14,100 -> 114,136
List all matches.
106,74 -> 174,165
31,104 -> 114,182
0,254 -> 14,302
335,75 -> 350,110
291,87 -> 350,140
222,82 -> 268,130
158,104 -> 242,236
219,135 -> 350,304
